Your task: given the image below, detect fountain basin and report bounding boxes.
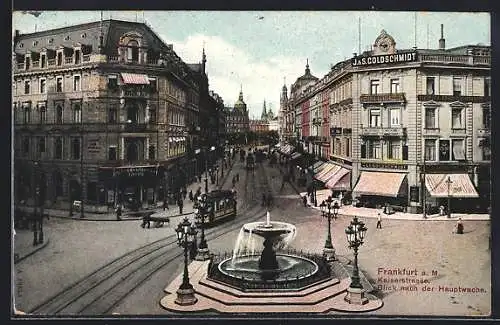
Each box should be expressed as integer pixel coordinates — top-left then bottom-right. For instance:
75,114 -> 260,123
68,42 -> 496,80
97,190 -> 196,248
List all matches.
218,254 -> 319,282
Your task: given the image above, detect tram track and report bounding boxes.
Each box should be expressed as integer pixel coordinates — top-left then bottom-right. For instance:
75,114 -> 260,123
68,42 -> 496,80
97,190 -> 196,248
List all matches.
30,161 -> 271,315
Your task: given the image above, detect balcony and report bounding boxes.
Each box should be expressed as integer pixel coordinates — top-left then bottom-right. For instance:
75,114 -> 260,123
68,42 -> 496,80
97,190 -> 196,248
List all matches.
16,63 -> 24,69
121,89 -> 151,98
423,127 -> 440,136
418,94 -> 491,103
477,128 -> 490,137
419,54 -> 490,66
360,93 -> 406,104
360,126 -> 407,137
451,128 -> 466,135
122,122 -> 150,133
48,59 -> 56,66
65,57 -> 73,64
82,55 -> 91,62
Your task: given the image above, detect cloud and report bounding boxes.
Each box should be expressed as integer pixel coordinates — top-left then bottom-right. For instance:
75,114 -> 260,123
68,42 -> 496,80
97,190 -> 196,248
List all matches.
167,33 -> 309,119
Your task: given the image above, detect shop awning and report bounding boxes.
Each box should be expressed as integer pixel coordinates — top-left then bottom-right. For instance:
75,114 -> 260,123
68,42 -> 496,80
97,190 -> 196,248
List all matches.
311,161 -> 326,174
315,163 -> 341,183
290,152 -> 302,160
325,168 -> 351,190
353,171 -> 407,198
120,72 -> 150,85
425,174 -> 479,198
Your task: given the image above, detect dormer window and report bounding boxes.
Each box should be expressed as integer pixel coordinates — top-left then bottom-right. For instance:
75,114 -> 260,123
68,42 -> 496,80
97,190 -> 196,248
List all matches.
127,40 -> 139,63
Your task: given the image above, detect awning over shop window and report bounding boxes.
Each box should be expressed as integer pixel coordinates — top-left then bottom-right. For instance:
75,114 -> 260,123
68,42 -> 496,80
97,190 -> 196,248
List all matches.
290,152 -> 302,160
353,171 -> 407,198
311,161 -> 326,174
120,73 -> 150,85
425,174 -> 479,198
280,144 -> 294,155
325,167 -> 351,190
315,163 -> 341,183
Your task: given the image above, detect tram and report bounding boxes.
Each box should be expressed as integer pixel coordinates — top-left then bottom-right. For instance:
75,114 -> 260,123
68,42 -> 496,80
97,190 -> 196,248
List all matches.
196,190 -> 237,226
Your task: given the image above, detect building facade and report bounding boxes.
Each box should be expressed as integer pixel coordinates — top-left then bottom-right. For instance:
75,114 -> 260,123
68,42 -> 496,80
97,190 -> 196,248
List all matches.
281,28 -> 490,213
225,88 -> 250,143
13,19 -> 221,211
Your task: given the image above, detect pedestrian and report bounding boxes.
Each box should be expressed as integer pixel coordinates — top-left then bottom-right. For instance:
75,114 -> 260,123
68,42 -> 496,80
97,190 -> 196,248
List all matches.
232,177 -> 237,188
376,212 -> 382,229
183,187 -> 187,200
141,213 -> 151,229
178,199 -> 184,215
439,205 -> 445,216
302,195 -> 308,207
236,173 -> 239,182
456,218 -> 464,234
163,199 -> 169,211
189,190 -> 193,202
115,204 -> 122,221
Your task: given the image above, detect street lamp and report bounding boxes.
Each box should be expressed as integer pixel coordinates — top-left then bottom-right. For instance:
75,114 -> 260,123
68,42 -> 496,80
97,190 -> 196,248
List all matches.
344,216 -> 368,305
174,217 -> 198,306
195,194 -> 210,261
320,197 -> 339,261
446,176 -> 453,218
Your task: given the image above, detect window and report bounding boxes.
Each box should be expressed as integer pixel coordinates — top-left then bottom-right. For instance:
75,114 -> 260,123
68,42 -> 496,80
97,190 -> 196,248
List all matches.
148,107 -> 156,124
74,50 -> 81,64
389,108 -> 400,126
87,182 -> 97,202
40,54 -> 46,68
56,77 -> 63,92
149,78 -> 157,92
425,107 -> 436,128
57,52 -> 63,66
73,75 -> 81,91
484,78 -> 491,97
54,137 -> 63,159
335,138 -> 341,155
345,138 -> 350,157
390,79 -> 400,94
370,80 -> 379,95
452,139 -> 465,161
71,137 -> 81,160
367,140 -> 381,159
439,139 -> 450,161
22,137 -> 30,157
483,107 -> 490,129
25,57 -> 30,70
23,105 -> 31,124
127,105 -> 138,123
369,109 -> 381,127
451,108 -> 464,129
37,137 -> 46,153
424,139 -> 436,161
108,146 -> 117,161
39,105 -> 46,124
73,103 -> 82,123
453,77 -> 461,96
127,40 -> 139,62
56,105 -> 63,124
108,106 -> 117,123
388,140 -> 401,159
108,75 -> 118,89
39,79 -> 46,93
482,144 -> 491,161
149,145 -> 156,160
24,80 -> 30,94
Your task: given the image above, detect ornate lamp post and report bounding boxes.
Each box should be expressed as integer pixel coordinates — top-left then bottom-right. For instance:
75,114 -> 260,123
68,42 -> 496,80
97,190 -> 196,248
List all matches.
446,176 -> 453,218
344,216 -> 368,305
320,197 -> 339,261
174,217 -> 198,306
195,193 -> 210,261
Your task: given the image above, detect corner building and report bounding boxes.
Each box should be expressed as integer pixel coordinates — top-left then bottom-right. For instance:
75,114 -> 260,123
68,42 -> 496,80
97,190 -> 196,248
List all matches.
284,29 -> 490,213
13,19 -> 212,211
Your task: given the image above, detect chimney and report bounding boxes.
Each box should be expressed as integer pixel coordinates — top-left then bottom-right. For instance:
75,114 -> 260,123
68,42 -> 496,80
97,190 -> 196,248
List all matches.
439,24 -> 445,50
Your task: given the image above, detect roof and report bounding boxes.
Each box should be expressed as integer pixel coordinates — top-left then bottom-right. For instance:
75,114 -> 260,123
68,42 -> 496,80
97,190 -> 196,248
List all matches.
13,19 -> 173,57
187,63 -> 202,72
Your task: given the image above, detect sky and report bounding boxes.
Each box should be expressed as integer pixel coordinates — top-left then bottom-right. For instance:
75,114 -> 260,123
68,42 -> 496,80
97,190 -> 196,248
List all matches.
13,11 -> 490,119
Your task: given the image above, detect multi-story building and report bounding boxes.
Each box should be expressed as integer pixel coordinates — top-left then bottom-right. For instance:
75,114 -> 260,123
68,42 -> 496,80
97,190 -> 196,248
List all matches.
283,27 -> 490,213
13,19 -> 220,211
225,88 -> 250,143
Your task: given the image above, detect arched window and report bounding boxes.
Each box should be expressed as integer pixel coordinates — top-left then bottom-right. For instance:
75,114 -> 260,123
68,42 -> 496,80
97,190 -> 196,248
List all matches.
126,142 -> 138,162
127,40 -> 139,63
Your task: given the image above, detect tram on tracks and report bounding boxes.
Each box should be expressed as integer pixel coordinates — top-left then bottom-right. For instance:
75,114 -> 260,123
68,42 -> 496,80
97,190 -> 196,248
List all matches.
196,190 -> 237,226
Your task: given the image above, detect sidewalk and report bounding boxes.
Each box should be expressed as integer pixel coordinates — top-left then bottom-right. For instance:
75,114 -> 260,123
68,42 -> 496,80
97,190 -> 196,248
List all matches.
13,228 -> 50,264
280,165 -> 489,222
15,158 -> 234,223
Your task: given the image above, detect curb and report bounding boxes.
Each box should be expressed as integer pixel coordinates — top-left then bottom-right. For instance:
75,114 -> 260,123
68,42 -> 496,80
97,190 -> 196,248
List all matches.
14,238 -> 50,264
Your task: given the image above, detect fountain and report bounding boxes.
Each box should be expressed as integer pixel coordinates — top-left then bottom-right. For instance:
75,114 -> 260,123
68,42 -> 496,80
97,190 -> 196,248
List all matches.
216,211 -> 322,284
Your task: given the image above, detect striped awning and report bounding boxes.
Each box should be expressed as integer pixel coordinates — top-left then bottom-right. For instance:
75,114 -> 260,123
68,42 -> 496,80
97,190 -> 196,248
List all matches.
120,73 -> 150,85
315,163 -> 341,183
325,168 -> 351,190
425,174 -> 479,198
311,161 -> 326,174
290,152 -> 302,160
353,172 -> 407,198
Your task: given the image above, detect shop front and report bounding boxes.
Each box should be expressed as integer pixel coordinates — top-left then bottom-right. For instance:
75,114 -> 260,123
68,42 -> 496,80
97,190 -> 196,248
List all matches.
424,173 -> 479,214
352,171 -> 408,209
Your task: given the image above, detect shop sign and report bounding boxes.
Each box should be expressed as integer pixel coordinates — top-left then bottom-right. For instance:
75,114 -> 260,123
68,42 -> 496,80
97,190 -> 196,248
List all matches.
352,52 -> 417,66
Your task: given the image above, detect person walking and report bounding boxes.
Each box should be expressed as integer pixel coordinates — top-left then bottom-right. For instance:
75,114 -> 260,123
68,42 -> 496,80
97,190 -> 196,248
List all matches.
456,218 -> 464,234
163,198 -> 169,211
302,195 -> 308,207
141,213 -> 151,229
188,190 -> 194,202
115,204 -> 122,221
178,198 -> 184,215
376,212 -> 382,229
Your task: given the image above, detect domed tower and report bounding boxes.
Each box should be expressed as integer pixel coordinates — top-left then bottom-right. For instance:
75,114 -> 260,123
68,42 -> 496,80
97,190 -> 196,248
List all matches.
234,85 -> 247,112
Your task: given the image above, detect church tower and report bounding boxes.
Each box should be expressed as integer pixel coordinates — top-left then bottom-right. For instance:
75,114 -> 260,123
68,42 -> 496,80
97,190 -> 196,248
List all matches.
261,100 -> 268,120
279,77 -> 288,142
